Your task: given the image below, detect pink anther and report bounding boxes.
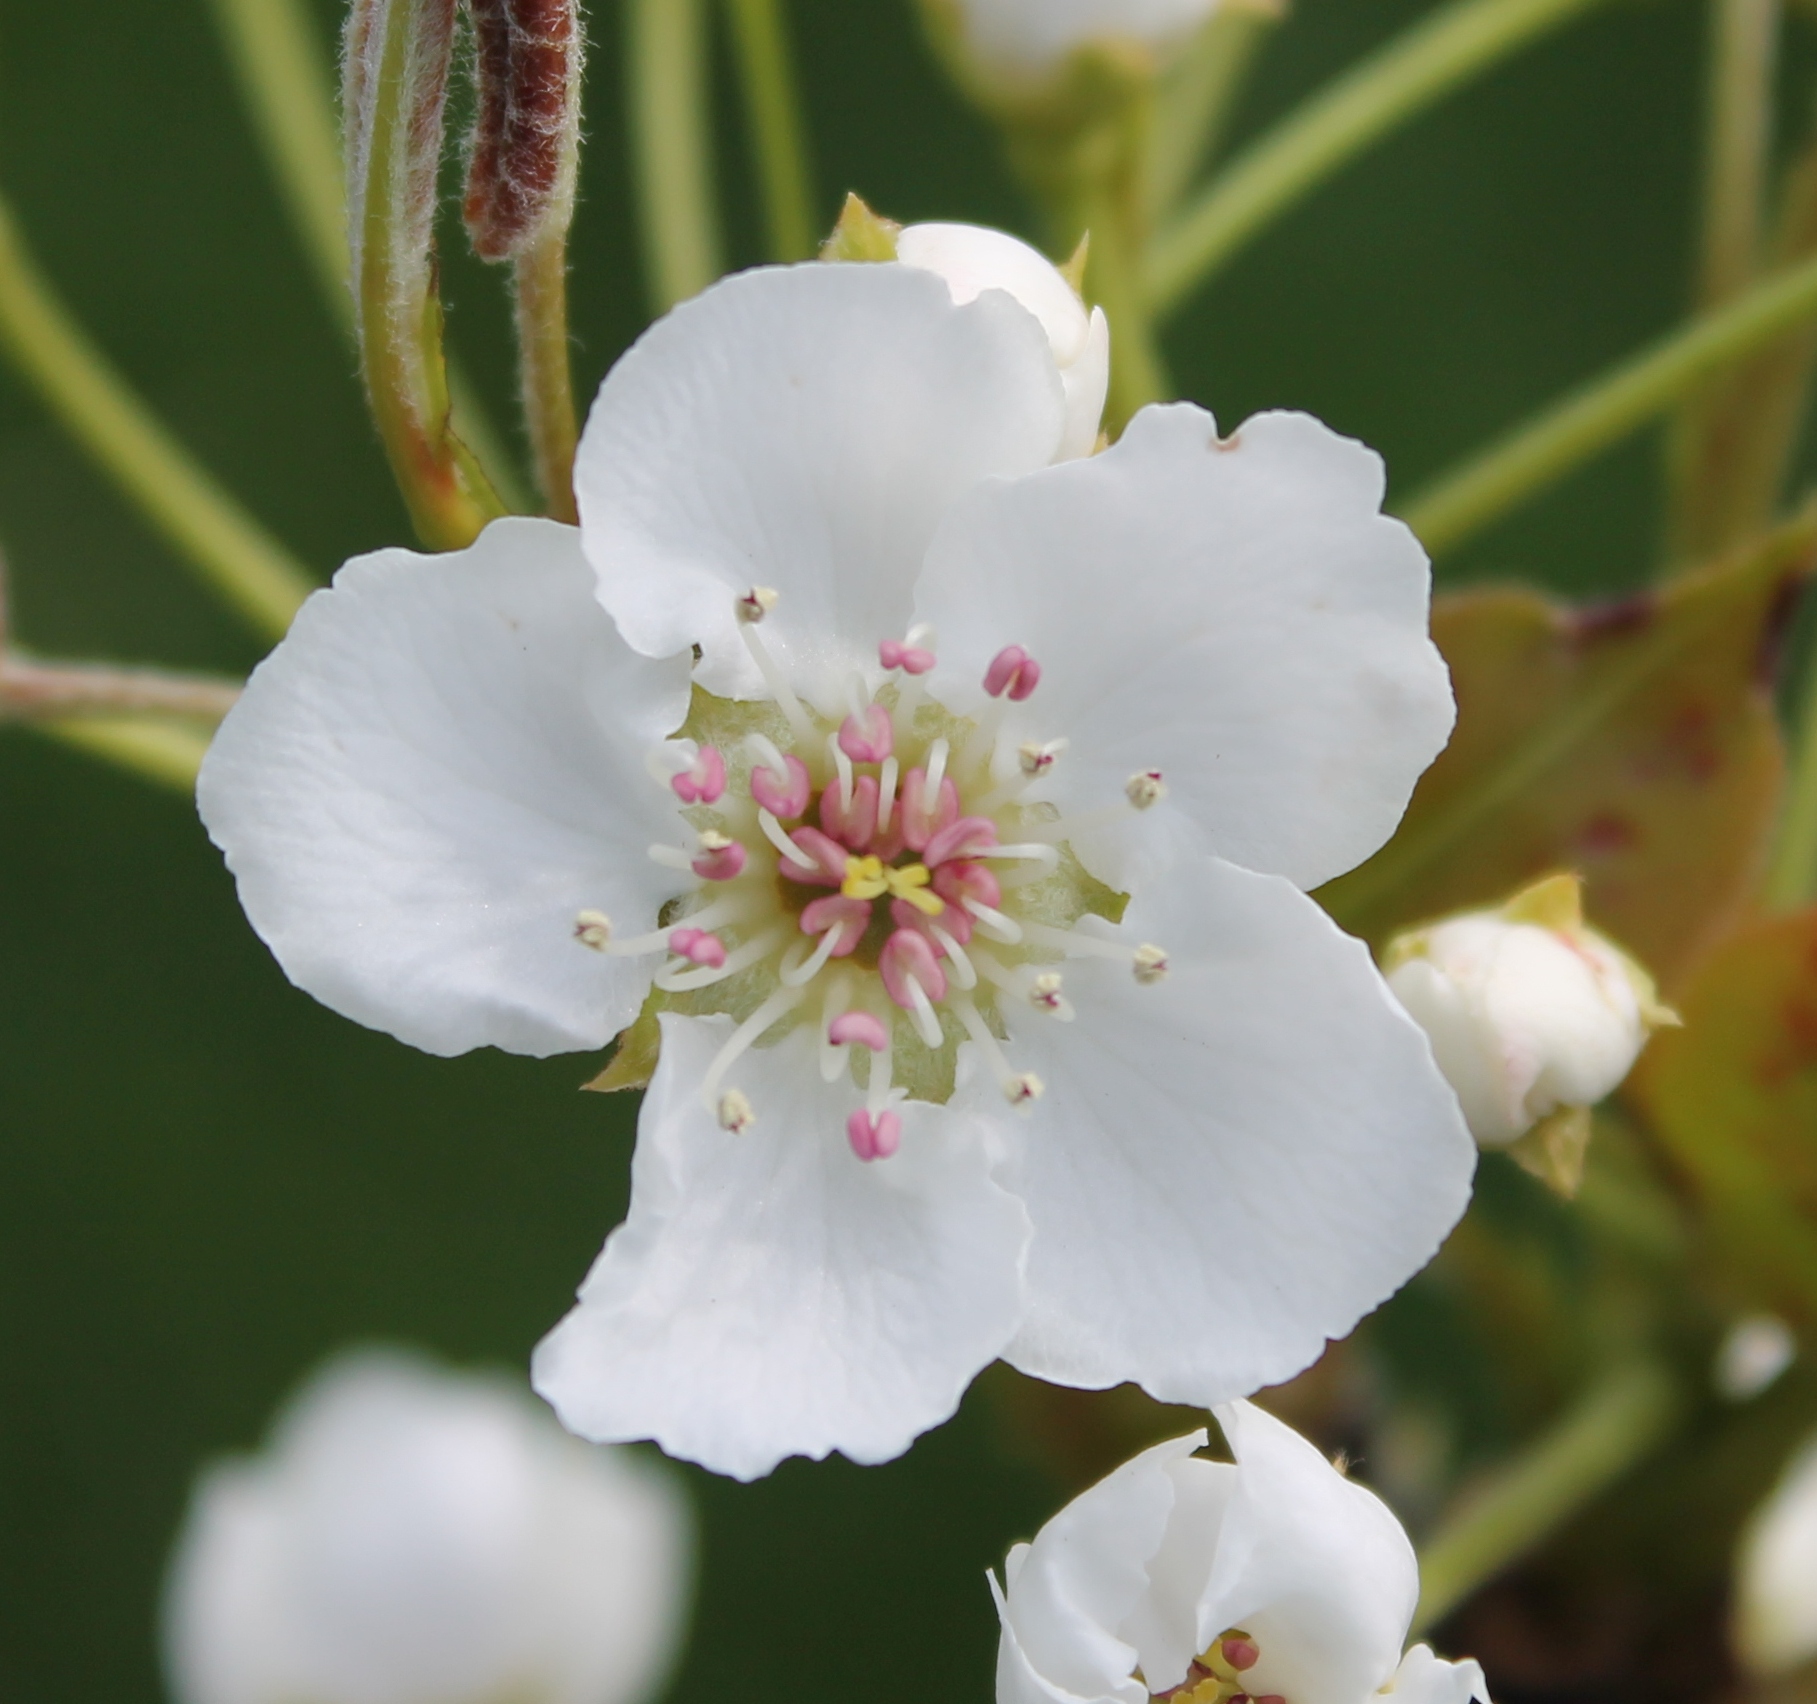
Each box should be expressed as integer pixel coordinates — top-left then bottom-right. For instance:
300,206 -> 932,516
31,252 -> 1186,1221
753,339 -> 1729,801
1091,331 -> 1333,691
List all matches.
933,859 -> 1001,916
891,896 -> 962,943
1220,1639 -> 1259,1674
690,840 -> 747,882
667,928 -> 727,969
838,703 -> 894,764
750,752 -> 811,819
899,767 -> 960,852
846,1108 -> 902,1162
784,827 -> 850,886
670,745 -> 726,805
820,773 -> 879,851
983,644 -> 1041,701
880,928 -> 949,1009
879,638 -> 936,675
800,894 -> 869,955
828,1011 -> 890,1051
923,815 -> 999,867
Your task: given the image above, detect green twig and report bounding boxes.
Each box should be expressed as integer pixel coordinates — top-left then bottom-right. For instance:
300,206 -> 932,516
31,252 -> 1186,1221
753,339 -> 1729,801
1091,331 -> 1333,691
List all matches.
725,0 -> 818,261
514,234 -> 580,521
1144,3 -> 1281,225
1147,0 -> 1615,317
629,0 -> 724,311
0,188 -> 313,641
1403,251 -> 1817,558
34,716 -> 217,793
1412,1360 -> 1681,1635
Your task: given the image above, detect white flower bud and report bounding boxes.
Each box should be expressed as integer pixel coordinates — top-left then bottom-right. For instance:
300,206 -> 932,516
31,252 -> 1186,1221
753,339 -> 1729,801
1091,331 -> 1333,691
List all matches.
1384,874 -> 1676,1152
896,223 -> 1110,459
1736,1433 -> 1817,1677
942,0 -> 1230,81
162,1348 -> 693,1704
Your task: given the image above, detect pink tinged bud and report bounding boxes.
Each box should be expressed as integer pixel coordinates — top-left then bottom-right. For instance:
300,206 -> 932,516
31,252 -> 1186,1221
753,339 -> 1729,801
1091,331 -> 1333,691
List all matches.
750,753 -> 811,819
689,839 -> 747,881
820,774 -> 880,850
879,638 -> 936,674
983,644 -> 1041,701
838,704 -> 895,764
923,815 -> 999,867
881,929 -> 949,1008
828,1011 -> 890,1051
785,828 -> 851,886
899,768 -> 960,852
668,928 -> 726,968
462,0 -> 584,261
933,859 -> 1001,915
800,895 -> 870,955
846,1108 -> 902,1162
1220,1640 -> 1259,1674
671,745 -> 726,805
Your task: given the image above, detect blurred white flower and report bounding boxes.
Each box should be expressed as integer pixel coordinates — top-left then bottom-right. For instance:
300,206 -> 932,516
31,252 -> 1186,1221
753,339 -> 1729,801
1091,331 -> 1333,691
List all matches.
896,223 -> 1109,458
995,1399 -> 1489,1704
1715,1314 -> 1797,1404
1385,875 -> 1676,1151
201,255 -> 1471,1482
1736,1434 -> 1817,1678
163,1348 -> 692,1704
944,0 -> 1228,79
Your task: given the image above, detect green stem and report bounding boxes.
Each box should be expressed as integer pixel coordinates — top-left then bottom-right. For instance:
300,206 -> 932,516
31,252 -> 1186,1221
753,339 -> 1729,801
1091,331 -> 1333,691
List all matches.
1144,3 -> 1280,225
1147,0 -> 1615,317
33,716 -> 216,793
1403,251 -> 1817,558
1412,1359 -> 1681,1635
514,234 -> 579,521
629,0 -> 724,311
1766,649 -> 1817,908
725,0 -> 818,261
1697,0 -> 1778,310
0,189 -> 313,641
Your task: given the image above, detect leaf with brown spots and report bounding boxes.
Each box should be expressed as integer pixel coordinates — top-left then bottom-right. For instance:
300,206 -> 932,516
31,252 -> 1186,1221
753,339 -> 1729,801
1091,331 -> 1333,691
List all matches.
1627,908 -> 1817,1323
1320,514 -> 1816,989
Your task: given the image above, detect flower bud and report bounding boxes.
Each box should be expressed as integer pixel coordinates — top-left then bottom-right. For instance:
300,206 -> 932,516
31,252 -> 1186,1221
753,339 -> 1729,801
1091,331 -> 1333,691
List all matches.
162,1348 -> 693,1704
929,0 -> 1235,86
896,222 -> 1110,458
1736,1433 -> 1817,1677
1383,875 -> 1677,1187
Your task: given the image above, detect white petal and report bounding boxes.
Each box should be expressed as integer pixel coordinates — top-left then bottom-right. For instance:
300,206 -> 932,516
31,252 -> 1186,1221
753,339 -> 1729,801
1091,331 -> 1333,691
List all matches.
914,405 -> 1454,891
956,0 -> 1221,74
198,519 -> 691,1058
998,1432 -> 1207,1704
1119,1457 -> 1237,1691
575,262 -> 1066,703
533,1014 -> 1031,1481
1060,308 -> 1112,462
993,855 -> 1475,1403
897,224 -> 1092,362
1198,1401 -> 1420,1704
1380,1646 -> 1492,1704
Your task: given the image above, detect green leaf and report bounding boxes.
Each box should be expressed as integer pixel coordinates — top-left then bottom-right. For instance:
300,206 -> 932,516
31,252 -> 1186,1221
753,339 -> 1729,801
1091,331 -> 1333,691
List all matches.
1321,514 -> 1816,988
1628,906 -> 1817,1323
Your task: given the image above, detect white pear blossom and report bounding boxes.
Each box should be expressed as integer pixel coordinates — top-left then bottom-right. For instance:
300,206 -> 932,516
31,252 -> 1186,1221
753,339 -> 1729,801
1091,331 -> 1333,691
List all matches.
1736,1433 -> 1817,1677
1384,876 -> 1676,1151
995,1400 -> 1489,1704
199,255 -> 1473,1481
162,1349 -> 692,1704
897,222 -> 1110,459
945,0 -> 1229,79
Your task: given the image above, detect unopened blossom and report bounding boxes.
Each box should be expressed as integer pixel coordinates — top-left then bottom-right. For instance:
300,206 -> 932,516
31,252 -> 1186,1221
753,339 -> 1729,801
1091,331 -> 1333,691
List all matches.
162,1349 -> 692,1704
897,222 -> 1109,459
201,254 -> 1472,1480
1736,1433 -> 1817,1677
995,1400 -> 1489,1704
1384,875 -> 1676,1157
940,0 -> 1228,81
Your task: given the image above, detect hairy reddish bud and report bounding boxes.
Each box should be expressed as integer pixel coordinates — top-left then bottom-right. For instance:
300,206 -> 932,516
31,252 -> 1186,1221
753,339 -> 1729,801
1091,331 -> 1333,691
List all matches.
463,0 -> 584,260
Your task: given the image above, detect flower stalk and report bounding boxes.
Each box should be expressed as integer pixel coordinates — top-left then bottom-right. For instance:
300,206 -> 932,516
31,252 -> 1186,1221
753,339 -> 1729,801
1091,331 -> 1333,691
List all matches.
725,0 -> 818,262
346,0 -> 507,549
1146,0 -> 1617,317
1402,249 -> 1817,559
628,0 -> 724,311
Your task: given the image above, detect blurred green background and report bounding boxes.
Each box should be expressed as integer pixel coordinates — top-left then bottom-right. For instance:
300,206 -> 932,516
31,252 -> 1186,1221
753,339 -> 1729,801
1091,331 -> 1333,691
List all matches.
0,0 -> 1753,1699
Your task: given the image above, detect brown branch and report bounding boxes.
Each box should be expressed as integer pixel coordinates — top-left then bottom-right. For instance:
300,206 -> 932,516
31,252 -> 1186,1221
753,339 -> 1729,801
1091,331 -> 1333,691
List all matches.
0,655 -> 242,721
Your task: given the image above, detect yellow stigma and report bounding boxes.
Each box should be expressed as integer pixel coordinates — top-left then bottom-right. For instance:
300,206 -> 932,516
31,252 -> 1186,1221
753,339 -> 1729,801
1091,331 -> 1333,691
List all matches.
840,855 -> 945,915
842,856 -> 890,900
